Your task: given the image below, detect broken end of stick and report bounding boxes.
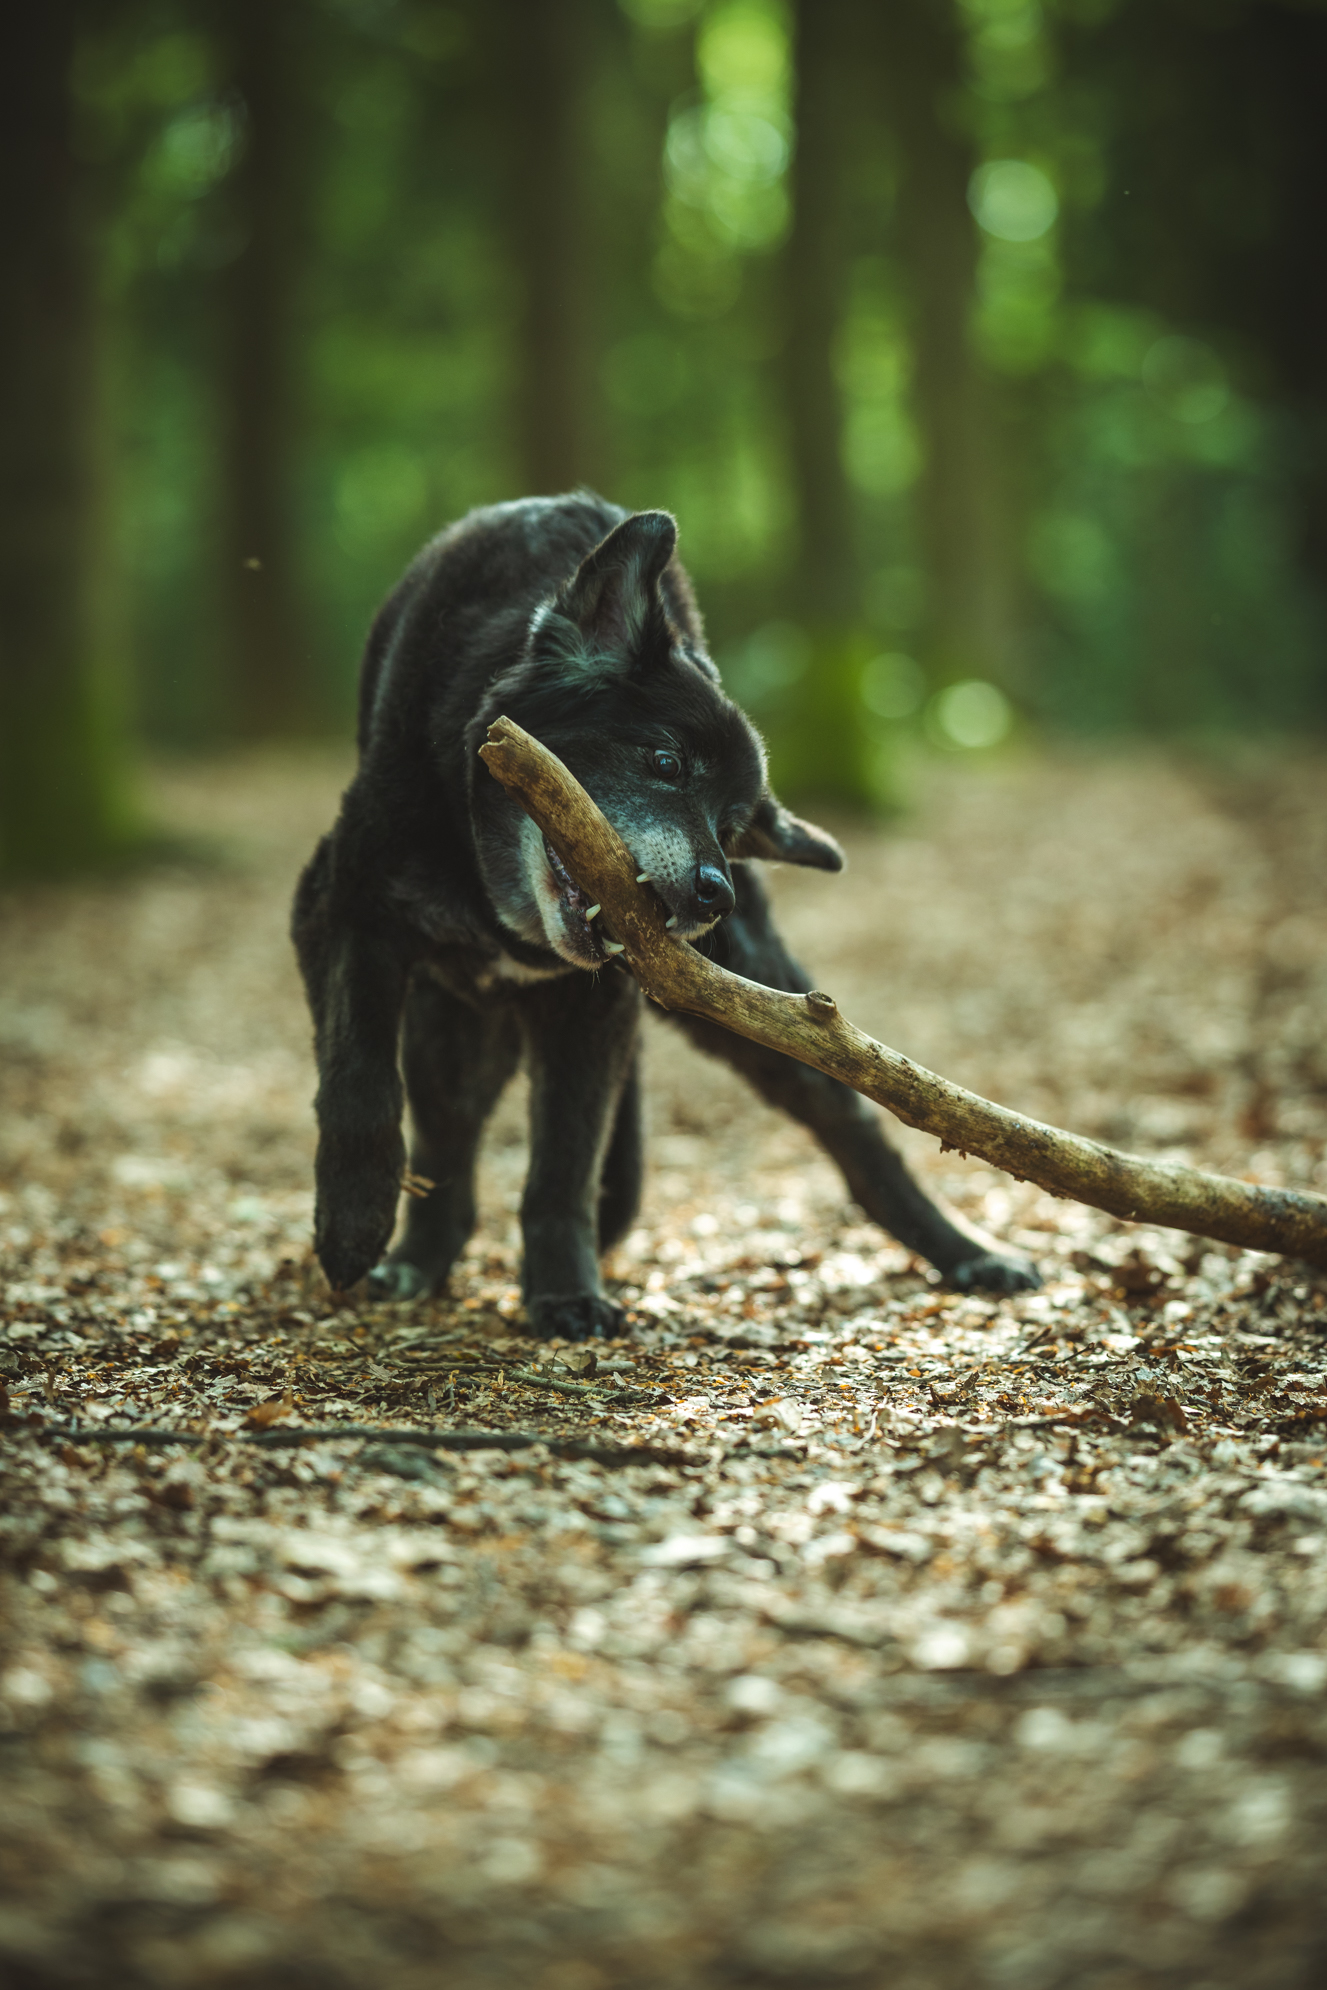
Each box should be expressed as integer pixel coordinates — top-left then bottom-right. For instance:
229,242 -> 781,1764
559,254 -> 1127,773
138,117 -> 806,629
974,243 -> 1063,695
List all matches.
478,717 -> 523,777
805,990 -> 838,1018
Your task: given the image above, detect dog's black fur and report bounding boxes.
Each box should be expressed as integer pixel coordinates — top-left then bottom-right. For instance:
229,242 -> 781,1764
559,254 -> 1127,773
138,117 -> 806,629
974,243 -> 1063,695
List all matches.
291,494 -> 1038,1338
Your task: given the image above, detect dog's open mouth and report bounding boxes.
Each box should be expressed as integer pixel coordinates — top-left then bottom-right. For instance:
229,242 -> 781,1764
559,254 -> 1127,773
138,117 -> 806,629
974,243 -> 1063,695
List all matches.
543,836 -> 610,960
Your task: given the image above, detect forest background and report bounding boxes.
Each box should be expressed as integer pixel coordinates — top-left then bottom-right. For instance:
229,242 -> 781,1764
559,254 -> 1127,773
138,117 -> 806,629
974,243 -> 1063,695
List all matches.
3,0 -> 1327,877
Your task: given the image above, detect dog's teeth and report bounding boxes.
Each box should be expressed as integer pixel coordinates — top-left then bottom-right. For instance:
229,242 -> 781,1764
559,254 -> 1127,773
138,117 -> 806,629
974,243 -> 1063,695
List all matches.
585,904 -> 601,921
635,872 -> 650,884
602,940 -> 625,955
664,916 -> 678,930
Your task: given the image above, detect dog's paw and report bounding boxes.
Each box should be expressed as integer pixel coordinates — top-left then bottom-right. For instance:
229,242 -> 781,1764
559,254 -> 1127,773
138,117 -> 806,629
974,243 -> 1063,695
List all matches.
527,1292 -> 627,1343
314,1181 -> 403,1295
315,1227 -> 384,1296
367,1258 -> 435,1301
946,1250 -> 1042,1296
313,1128 -> 406,1296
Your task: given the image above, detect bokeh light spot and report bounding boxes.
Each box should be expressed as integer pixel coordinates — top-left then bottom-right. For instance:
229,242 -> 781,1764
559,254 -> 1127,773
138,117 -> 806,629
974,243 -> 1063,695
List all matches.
704,108 -> 788,184
145,98 -> 244,199
931,680 -> 1014,749
697,3 -> 790,102
968,160 -> 1059,242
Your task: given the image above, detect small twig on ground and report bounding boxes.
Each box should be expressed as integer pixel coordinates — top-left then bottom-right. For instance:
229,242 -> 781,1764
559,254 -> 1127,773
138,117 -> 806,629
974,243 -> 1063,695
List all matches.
24,1423 -> 698,1466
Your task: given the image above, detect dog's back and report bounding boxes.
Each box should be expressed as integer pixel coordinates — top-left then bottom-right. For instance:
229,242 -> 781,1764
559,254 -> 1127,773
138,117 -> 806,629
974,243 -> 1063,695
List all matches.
353,493 -> 645,758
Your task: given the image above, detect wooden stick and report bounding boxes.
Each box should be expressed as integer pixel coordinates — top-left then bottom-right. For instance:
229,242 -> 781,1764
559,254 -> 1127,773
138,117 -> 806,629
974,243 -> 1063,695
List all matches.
479,716 -> 1327,1270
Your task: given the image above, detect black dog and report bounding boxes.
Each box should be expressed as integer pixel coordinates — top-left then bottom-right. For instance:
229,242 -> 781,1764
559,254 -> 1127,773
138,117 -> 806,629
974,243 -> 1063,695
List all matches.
291,494 -> 1037,1338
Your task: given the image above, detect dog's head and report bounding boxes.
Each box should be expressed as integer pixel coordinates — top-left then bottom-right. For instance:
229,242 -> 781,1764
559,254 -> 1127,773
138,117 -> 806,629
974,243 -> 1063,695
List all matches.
474,510 -> 843,968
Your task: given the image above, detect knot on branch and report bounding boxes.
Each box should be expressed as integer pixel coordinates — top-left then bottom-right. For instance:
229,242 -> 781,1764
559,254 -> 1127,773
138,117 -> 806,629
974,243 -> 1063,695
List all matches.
805,990 -> 837,1018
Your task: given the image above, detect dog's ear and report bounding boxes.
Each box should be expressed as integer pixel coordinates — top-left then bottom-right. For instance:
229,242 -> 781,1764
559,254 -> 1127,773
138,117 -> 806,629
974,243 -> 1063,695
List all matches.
553,511 -> 677,658
729,795 -> 844,871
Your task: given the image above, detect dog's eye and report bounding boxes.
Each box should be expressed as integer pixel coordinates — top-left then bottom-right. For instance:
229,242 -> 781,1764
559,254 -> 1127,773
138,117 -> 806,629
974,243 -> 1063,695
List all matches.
652,749 -> 683,781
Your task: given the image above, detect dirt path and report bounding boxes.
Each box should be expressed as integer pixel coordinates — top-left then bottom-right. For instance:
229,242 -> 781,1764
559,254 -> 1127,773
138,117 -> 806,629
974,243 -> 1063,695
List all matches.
2,748 -> 1326,1990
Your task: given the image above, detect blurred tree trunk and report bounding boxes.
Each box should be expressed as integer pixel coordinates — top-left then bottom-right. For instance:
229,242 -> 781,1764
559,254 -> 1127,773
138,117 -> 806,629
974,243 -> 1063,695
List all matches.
1064,0 -> 1327,714
1231,4 -> 1327,659
777,0 -> 876,807
218,0 -> 312,738
0,0 -> 136,876
784,0 -> 855,627
874,0 -> 1009,685
493,0 -> 601,494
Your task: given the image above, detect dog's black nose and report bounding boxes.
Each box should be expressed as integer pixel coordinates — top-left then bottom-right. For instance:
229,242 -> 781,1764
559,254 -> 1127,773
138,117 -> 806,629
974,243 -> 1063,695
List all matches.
693,861 -> 735,922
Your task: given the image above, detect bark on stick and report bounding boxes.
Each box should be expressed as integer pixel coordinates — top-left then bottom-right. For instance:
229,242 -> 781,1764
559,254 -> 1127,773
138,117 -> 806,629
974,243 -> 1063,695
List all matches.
479,717 -> 1327,1270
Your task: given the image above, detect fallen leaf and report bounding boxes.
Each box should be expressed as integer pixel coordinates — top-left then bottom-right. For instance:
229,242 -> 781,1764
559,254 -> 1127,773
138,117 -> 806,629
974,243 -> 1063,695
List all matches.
245,1392 -> 293,1429
1130,1391 -> 1189,1433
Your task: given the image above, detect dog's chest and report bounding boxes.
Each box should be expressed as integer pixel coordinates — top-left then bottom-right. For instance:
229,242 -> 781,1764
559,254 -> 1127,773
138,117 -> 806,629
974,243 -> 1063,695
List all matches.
478,950 -> 571,988
387,868 -> 573,994
419,949 -> 572,1005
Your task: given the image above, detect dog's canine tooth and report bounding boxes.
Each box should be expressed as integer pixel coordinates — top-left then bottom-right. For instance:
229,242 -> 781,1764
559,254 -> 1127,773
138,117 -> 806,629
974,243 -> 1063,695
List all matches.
635,872 -> 651,883
664,915 -> 678,930
602,940 -> 625,955
585,904 -> 601,920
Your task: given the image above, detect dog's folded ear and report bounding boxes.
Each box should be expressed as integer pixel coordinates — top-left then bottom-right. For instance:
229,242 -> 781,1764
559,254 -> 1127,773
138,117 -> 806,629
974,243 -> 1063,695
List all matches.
552,511 -> 677,658
729,795 -> 844,871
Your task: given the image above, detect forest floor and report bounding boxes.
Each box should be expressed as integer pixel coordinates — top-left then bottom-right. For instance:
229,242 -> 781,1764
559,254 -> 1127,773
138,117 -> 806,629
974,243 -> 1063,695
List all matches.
2,745 -> 1327,1990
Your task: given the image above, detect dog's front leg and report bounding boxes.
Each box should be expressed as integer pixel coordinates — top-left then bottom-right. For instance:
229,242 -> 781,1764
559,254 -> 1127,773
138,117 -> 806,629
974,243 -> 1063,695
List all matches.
518,970 -> 641,1341
293,849 -> 414,1293
310,927 -> 413,1293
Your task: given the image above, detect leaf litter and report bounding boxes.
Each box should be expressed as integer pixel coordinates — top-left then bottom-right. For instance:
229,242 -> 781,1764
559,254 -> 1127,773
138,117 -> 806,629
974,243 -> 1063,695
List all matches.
2,748 -> 1327,1990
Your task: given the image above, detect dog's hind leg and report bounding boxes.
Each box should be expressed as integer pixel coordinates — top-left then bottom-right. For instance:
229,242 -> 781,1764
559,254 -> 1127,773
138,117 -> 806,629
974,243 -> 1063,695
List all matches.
676,869 -> 1040,1294
370,974 -> 522,1299
598,1057 -> 643,1255
518,969 -> 641,1340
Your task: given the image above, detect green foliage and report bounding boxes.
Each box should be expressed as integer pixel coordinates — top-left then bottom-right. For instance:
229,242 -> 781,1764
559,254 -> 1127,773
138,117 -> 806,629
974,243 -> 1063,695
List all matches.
65,0 -> 1327,769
